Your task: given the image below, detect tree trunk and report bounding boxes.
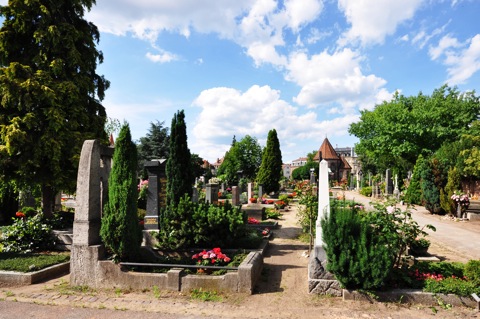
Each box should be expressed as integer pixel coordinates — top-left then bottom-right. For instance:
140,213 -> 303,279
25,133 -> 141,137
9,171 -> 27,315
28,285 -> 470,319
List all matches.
42,184 -> 54,218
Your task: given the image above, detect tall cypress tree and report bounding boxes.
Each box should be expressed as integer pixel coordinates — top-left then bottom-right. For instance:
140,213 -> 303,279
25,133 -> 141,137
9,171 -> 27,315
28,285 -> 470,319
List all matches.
100,124 -> 141,261
166,110 -> 193,206
257,129 -> 283,194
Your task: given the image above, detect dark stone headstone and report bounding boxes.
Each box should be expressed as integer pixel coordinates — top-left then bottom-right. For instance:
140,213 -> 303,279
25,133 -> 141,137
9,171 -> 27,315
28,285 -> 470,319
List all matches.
386,169 -> 393,195
144,159 -> 166,230
231,186 -> 240,206
192,187 -> 199,203
205,183 -> 219,205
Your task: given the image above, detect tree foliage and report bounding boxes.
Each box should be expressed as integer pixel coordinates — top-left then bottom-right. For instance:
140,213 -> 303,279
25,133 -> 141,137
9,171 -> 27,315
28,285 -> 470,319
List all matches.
166,110 -> 193,206
100,124 -> 142,261
257,129 -> 283,194
349,85 -> 480,173
137,121 -> 169,177
0,0 -> 109,216
217,135 -> 262,185
291,161 -> 319,180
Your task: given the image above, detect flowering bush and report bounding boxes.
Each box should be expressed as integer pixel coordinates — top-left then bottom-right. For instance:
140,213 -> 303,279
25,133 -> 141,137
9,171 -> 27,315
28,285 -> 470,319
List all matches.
192,248 -> 231,266
248,217 -> 259,224
261,227 -> 270,236
249,197 -> 257,203
451,192 -> 469,207
274,200 -> 286,209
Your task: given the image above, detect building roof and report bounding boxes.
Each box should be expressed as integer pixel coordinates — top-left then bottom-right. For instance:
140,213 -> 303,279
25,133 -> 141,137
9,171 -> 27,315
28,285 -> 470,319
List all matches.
341,156 -> 352,170
313,138 -> 341,161
292,157 -> 307,163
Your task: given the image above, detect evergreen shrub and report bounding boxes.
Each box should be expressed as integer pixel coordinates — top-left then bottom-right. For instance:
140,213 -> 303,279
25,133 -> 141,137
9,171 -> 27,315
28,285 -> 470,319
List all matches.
359,186 -> 372,197
321,207 -> 393,290
156,196 -> 248,250
100,124 -> 142,261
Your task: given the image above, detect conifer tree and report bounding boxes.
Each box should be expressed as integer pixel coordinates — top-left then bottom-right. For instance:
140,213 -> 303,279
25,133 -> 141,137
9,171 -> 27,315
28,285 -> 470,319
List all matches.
166,110 -> 193,206
257,129 -> 283,194
0,0 -> 109,216
100,124 -> 141,261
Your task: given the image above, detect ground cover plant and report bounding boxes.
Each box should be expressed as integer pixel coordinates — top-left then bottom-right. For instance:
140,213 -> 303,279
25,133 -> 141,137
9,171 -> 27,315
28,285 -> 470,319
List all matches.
0,251 -> 69,272
391,260 -> 480,297
123,248 -> 248,276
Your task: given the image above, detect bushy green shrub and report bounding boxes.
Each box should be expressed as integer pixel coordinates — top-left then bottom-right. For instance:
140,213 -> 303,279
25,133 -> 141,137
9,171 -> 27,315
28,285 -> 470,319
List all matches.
156,196 -> 248,250
424,277 -> 479,297
0,214 -> 54,253
464,260 -> 480,284
359,186 -> 372,197
321,207 -> 393,290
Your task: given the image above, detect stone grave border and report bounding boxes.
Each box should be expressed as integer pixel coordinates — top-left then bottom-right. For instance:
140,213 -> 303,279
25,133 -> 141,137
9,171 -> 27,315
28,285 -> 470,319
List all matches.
0,262 -> 70,286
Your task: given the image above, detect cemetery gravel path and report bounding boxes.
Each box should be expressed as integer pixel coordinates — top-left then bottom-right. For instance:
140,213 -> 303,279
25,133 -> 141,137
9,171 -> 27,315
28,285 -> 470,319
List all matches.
0,202 -> 478,318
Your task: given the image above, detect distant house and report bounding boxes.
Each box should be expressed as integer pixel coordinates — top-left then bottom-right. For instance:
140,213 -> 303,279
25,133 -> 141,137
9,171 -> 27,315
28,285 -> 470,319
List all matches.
211,157 -> 224,175
282,163 -> 292,179
313,138 -> 354,183
291,157 -> 308,167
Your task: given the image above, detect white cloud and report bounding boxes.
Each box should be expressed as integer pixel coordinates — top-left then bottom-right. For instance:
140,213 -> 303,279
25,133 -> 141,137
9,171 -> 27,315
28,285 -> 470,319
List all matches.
286,49 -> 389,110
337,0 -> 423,47
86,0 -> 323,68
190,84 -> 357,162
146,51 -> 178,63
444,34 -> 480,85
429,34 -> 462,60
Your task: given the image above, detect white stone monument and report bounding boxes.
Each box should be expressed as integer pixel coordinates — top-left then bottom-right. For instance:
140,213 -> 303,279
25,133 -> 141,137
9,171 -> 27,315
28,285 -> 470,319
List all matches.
316,160 -> 330,247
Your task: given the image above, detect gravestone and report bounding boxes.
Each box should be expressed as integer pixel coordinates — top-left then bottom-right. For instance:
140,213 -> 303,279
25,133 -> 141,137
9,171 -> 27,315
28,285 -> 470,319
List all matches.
231,186 -> 240,206
258,184 -> 263,201
247,182 -> 252,201
205,183 -> 219,205
309,160 -> 341,295
192,187 -> 199,203
71,139 -> 113,286
310,170 -> 316,185
143,159 -> 166,230
393,174 -> 400,200
385,169 -> 393,195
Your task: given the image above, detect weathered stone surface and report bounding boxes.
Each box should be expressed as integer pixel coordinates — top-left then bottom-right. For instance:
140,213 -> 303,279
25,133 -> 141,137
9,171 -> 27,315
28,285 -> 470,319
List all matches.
308,255 -> 335,280
308,279 -> 342,296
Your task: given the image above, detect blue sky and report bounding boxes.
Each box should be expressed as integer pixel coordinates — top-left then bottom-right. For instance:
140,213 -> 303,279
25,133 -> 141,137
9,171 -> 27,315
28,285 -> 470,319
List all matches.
3,0 -> 480,163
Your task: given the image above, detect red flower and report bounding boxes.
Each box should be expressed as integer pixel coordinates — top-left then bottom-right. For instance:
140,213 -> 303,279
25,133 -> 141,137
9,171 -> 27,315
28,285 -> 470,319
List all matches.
15,211 -> 25,218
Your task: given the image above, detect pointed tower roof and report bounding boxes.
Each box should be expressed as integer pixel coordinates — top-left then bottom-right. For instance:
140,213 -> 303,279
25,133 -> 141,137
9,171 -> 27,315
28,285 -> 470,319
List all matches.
313,138 -> 340,161
109,133 -> 115,146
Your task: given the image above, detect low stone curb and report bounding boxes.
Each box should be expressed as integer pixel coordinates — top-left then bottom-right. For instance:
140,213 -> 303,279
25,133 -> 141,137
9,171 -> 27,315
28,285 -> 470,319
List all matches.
343,289 -> 477,308
0,262 -> 70,286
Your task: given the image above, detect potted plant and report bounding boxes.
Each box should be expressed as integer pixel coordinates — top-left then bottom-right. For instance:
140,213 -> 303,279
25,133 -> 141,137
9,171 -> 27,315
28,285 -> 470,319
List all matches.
409,238 -> 430,256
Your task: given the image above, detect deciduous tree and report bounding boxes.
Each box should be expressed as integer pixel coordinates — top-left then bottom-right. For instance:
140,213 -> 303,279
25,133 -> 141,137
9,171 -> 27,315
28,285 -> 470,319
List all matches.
349,85 -> 480,173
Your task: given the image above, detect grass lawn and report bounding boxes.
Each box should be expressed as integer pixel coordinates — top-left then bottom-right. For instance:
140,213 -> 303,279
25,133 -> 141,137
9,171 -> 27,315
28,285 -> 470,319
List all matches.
0,251 -> 70,272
